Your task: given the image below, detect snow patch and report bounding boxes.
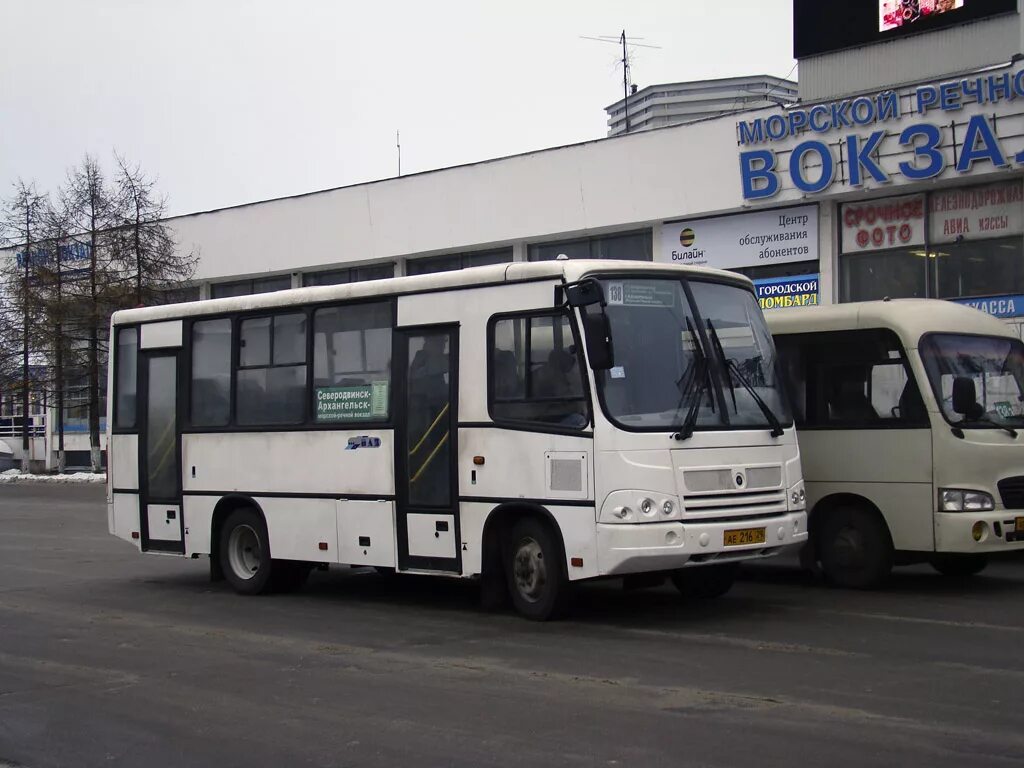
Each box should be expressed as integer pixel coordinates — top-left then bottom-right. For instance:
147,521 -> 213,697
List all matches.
0,469 -> 106,484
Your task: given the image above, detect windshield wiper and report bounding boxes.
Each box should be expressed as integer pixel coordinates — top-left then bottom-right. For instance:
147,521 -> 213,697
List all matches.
968,413 -> 1018,438
706,320 -> 784,438
673,317 -> 709,441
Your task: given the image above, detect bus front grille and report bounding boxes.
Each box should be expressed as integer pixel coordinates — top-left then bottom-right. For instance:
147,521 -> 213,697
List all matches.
682,489 -> 788,520
997,476 -> 1024,509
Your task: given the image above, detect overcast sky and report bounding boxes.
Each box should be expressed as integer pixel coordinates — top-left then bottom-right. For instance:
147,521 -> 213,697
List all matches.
0,1 -> 795,217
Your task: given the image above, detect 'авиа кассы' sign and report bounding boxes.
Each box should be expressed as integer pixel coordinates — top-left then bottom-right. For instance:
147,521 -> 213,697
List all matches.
738,71 -> 1024,201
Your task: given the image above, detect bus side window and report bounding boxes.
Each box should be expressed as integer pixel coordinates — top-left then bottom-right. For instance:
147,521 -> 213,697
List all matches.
489,312 -> 589,429
774,337 -> 807,426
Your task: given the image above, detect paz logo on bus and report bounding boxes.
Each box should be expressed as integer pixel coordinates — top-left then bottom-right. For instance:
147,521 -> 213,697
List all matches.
346,436 -> 382,450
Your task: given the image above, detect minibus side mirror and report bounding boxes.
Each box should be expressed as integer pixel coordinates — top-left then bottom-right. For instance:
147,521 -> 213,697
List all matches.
565,280 -> 604,308
951,376 -> 983,419
580,306 -> 614,371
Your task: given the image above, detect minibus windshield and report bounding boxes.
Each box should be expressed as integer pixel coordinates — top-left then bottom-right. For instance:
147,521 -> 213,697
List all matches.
594,277 -> 792,432
920,333 -> 1024,428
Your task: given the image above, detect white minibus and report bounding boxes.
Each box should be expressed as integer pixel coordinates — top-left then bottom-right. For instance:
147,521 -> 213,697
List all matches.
107,260 -> 807,619
770,299 -> 1024,588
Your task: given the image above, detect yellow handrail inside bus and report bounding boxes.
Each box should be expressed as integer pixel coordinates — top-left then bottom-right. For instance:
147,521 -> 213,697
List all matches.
409,402 -> 450,456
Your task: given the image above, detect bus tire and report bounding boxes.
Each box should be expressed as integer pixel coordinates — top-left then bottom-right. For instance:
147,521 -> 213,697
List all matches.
670,562 -> 738,599
220,508 -> 274,595
930,553 -> 988,578
505,517 -> 570,621
818,506 -> 893,589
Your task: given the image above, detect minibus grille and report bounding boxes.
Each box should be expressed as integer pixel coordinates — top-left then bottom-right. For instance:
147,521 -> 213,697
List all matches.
997,477 -> 1024,509
682,489 -> 788,521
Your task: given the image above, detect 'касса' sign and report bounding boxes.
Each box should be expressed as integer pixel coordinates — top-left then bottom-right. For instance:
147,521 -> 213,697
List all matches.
738,70 -> 1024,200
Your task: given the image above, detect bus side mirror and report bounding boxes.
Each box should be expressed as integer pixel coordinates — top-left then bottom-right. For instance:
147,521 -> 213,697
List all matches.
565,280 -> 604,308
952,376 -> 983,419
580,306 -> 614,371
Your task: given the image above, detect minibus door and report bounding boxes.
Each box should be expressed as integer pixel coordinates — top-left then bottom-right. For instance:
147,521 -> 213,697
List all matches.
138,350 -> 184,553
394,326 -> 461,573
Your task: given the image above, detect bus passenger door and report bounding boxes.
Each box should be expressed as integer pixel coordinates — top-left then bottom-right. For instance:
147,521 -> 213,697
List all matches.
138,351 -> 184,553
395,326 -> 461,573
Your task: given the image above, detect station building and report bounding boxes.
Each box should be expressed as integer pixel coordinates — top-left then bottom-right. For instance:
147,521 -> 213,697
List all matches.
5,0 -> 1024,469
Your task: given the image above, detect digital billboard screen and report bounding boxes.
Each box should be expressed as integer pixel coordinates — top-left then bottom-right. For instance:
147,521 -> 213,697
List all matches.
794,0 -> 1017,58
880,1 -> 964,32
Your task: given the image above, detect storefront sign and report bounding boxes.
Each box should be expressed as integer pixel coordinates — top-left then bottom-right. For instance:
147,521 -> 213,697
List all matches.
737,69 -> 1024,201
754,273 -> 820,310
950,294 -> 1024,319
841,195 -> 925,252
315,383 -> 388,422
929,180 -> 1024,243
659,205 -> 818,269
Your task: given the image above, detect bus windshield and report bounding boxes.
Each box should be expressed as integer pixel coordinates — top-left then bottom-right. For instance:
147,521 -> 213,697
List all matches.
920,333 -> 1024,428
595,277 -> 792,432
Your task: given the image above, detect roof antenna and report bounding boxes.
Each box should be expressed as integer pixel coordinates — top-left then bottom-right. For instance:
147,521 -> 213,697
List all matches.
396,130 -> 402,177
580,30 -> 661,134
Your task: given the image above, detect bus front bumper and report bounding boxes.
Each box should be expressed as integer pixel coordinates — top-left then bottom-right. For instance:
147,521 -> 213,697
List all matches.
934,510 -> 1024,553
596,512 -> 808,576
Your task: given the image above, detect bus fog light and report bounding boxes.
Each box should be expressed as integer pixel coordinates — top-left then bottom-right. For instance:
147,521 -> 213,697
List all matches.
777,526 -> 786,541
972,521 -> 988,542
640,498 -> 654,515
698,532 -> 710,547
662,499 -> 674,516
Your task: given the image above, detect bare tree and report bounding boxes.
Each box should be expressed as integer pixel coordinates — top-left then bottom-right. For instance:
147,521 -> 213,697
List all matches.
62,155 -> 122,472
1,180 -> 47,471
112,153 -> 197,306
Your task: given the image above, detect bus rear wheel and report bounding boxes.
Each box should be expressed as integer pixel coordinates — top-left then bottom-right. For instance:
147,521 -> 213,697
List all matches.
220,508 -> 274,595
818,506 -> 893,589
671,562 -> 738,599
930,553 -> 988,578
505,518 -> 570,621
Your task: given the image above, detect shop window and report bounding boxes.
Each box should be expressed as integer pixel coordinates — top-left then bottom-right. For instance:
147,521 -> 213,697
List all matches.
774,329 -> 926,429
312,302 -> 392,423
528,230 -> 652,262
732,260 -> 819,282
191,319 -> 232,427
211,275 -> 291,299
114,327 -> 138,429
406,248 -> 512,276
489,312 -> 588,428
840,248 -> 928,303
934,237 -> 1024,299
303,264 -> 394,287
236,313 -> 307,425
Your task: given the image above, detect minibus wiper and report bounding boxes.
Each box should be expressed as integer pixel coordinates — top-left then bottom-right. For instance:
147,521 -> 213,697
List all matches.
971,413 -> 1018,438
673,317 -> 708,441
706,320 -> 784,438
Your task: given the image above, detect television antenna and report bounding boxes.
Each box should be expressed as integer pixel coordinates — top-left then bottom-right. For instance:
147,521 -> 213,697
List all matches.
580,31 -> 661,134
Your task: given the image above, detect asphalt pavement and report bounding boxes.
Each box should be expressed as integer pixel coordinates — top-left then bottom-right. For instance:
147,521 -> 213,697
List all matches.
1,483 -> 1023,768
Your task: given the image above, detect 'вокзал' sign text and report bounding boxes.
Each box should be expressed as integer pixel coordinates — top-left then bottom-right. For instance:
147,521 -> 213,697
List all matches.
738,71 -> 1024,200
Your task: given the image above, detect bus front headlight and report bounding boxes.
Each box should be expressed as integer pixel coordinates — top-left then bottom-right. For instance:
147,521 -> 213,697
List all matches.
789,482 -> 806,508
939,489 -> 995,512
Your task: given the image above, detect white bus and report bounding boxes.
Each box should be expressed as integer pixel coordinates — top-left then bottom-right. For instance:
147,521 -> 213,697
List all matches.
769,299 -> 1024,588
106,260 -> 807,619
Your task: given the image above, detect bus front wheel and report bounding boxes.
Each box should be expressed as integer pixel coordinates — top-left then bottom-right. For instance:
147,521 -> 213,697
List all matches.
818,506 -> 893,589
505,518 -> 571,621
671,562 -> 738,599
220,508 -> 274,595
930,553 -> 988,578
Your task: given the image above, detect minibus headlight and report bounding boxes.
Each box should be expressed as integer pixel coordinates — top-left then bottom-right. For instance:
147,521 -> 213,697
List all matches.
939,489 -> 995,512
639,498 -> 654,515
662,499 -> 674,516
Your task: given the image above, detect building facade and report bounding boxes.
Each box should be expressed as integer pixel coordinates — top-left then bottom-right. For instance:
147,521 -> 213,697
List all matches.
6,1 -> 1024,469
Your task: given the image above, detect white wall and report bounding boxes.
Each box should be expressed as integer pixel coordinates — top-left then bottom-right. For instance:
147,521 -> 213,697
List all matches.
169,116 -> 748,282
799,12 -> 1022,102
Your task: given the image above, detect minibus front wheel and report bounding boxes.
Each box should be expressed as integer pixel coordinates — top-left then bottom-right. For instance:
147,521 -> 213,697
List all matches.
817,505 -> 894,589
929,553 -> 989,578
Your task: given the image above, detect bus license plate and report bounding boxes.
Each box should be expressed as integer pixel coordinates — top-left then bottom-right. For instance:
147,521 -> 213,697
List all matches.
1016,517 -> 1024,533
724,527 -> 766,547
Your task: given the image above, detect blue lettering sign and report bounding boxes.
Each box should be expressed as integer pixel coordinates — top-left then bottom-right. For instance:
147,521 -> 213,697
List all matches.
754,273 -> 820,310
950,295 -> 1024,319
739,150 -> 780,200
